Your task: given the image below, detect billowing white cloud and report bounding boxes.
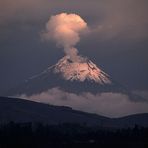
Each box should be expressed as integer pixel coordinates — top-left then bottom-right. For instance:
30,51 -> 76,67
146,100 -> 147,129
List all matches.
42,13 -> 88,62
19,88 -> 148,118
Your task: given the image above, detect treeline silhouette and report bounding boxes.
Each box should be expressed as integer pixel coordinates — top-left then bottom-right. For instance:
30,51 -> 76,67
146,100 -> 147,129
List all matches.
0,122 -> 148,148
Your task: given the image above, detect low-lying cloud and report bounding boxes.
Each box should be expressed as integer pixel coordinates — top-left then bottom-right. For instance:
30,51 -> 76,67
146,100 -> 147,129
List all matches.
19,88 -> 148,118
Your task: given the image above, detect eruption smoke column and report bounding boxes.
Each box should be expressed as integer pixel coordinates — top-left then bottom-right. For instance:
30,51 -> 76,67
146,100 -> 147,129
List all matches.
43,13 -> 88,62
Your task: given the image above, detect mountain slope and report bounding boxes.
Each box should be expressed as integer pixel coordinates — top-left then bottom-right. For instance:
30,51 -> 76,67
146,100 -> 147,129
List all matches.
0,96 -> 148,128
54,56 -> 111,84
0,96 -> 109,126
6,56 -> 129,96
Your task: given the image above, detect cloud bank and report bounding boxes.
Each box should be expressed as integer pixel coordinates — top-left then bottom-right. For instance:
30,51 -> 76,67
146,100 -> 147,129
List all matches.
20,88 -> 148,118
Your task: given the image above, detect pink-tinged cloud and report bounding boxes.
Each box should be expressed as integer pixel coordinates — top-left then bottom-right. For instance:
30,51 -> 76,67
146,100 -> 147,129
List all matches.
1,0 -> 148,40
42,13 -> 88,62
19,88 -> 148,118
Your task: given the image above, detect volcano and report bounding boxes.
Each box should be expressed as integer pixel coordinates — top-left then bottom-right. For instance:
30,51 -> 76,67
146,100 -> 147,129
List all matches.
7,55 -> 134,97
54,55 -> 111,84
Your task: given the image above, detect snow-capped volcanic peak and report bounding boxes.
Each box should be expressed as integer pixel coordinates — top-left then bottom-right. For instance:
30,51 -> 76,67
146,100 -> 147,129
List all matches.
54,56 -> 112,84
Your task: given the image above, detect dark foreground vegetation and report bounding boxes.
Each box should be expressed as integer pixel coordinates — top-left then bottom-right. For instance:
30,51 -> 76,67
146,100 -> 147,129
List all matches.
0,122 -> 148,148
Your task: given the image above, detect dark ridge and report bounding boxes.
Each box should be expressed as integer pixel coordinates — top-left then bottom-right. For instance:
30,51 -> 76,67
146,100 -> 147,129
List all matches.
0,96 -> 148,128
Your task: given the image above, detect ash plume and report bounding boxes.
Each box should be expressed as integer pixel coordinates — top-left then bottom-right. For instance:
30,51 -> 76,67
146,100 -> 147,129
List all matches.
42,13 -> 88,62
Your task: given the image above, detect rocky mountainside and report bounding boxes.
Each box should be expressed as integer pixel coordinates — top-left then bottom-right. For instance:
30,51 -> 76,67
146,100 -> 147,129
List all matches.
54,56 -> 111,84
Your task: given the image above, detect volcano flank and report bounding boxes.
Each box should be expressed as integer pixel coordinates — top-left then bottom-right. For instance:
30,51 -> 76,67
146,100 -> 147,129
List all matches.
7,55 -> 131,96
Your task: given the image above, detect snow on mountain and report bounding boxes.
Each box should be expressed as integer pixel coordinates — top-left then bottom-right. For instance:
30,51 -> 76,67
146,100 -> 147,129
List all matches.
5,55 -> 139,98
53,56 -> 111,84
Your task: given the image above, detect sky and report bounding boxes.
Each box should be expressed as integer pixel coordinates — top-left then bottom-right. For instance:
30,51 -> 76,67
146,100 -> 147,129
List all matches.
0,0 -> 148,116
